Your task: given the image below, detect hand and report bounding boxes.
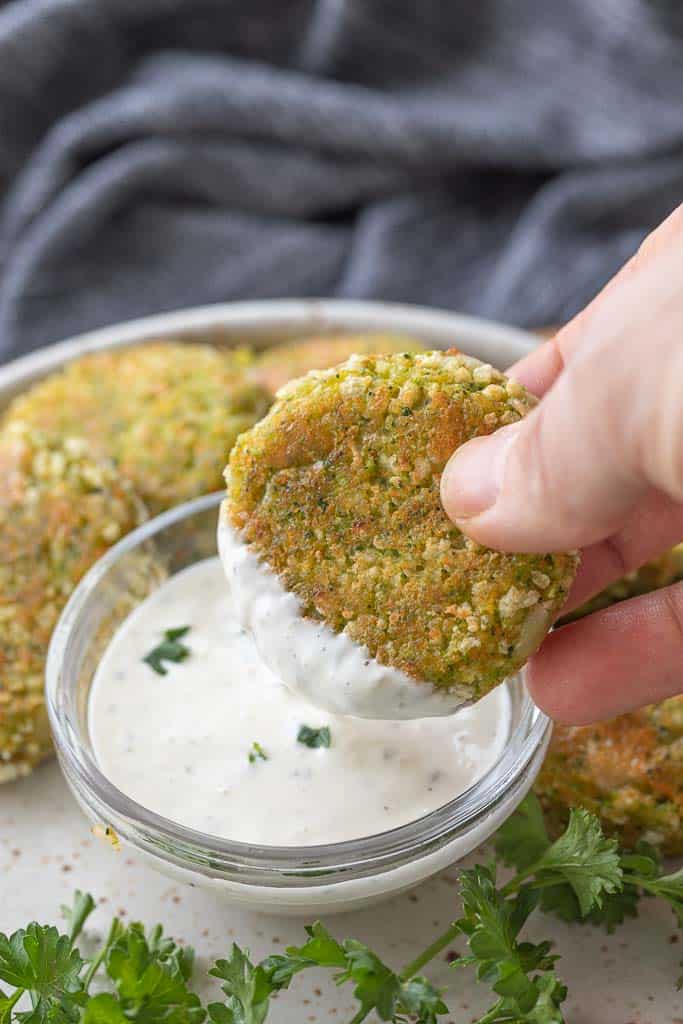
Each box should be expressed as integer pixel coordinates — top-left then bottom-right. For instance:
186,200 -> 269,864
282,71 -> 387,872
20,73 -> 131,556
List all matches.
441,203 -> 683,725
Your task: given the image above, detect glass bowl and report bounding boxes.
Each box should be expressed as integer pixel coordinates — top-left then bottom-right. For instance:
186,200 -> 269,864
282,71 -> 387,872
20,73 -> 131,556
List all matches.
46,492 -> 551,915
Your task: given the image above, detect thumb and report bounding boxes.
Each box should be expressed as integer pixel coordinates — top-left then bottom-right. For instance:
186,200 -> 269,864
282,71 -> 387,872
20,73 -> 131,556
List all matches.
439,385 -> 646,553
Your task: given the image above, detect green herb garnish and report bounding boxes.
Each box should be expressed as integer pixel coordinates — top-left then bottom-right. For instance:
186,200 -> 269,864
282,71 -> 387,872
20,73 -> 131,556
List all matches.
4,799 -> 683,1023
454,864 -> 566,1022
0,892 -> 203,1024
495,795 -> 655,931
297,725 -> 331,749
142,627 -> 191,675
248,742 -> 268,764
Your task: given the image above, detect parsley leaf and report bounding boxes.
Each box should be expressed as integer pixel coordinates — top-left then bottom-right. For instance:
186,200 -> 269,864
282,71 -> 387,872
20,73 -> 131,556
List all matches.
500,806 -> 622,919
262,922 -> 447,1023
524,974 -> 568,1024
497,800 -> 660,933
494,794 -> 551,872
337,940 -> 402,1020
0,924 -> 85,1024
455,866 -> 560,1016
398,976 -> 449,1024
594,841 -> 683,936
209,945 -> 272,1024
297,725 -> 331,749
474,973 -> 567,1023
143,628 -> 191,676
584,884 -> 641,933
539,858 -> 642,932
106,922 -> 204,1024
527,809 -> 622,917
82,994 -> 128,1024
262,923 -> 345,990
0,990 -> 22,1024
247,743 -> 268,765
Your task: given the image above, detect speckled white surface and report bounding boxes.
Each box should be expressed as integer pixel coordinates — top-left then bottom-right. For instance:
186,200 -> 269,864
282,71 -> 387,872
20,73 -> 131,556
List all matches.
2,763 -> 681,1024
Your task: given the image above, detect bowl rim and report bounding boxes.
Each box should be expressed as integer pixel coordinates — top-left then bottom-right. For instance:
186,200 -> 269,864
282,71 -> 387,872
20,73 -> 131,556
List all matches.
47,491 -> 550,882
0,298 -> 536,397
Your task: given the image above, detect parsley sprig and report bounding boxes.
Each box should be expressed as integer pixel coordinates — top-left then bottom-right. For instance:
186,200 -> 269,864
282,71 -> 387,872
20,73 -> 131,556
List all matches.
207,798 -> 682,1023
211,924 -> 447,1024
454,866 -> 566,1022
0,893 -> 203,1024
3,799 -> 683,1024
495,794 -> 683,936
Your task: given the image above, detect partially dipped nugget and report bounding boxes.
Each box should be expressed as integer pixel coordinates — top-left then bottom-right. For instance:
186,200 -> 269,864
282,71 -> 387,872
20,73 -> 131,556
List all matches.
0,425 -> 144,782
5,342 -> 271,514
222,350 -> 578,718
252,333 -> 426,396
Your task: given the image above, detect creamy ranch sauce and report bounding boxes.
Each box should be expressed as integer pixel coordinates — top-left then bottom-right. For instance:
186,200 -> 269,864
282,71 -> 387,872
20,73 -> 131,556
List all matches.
218,510 -> 472,719
89,558 -> 510,845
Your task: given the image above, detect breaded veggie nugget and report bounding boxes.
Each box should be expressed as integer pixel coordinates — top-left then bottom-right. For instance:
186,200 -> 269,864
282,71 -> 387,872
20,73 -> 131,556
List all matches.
227,350 -> 578,703
0,425 -> 144,783
536,697 -> 683,855
5,342 -> 271,514
560,543 -> 683,624
252,333 -> 426,395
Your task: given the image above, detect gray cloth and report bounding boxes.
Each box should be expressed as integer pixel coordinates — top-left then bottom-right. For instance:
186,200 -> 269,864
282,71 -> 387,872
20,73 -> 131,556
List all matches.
1,0 -> 682,363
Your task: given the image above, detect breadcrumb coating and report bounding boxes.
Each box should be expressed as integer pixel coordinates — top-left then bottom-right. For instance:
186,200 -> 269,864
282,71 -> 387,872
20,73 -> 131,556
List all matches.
536,697 -> 683,855
5,342 -> 271,514
0,424 -> 144,783
227,350 -> 578,701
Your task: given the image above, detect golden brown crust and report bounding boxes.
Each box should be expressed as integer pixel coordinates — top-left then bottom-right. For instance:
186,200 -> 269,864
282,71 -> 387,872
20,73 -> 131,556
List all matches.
227,350 -> 577,699
536,697 -> 683,854
0,425 -> 144,782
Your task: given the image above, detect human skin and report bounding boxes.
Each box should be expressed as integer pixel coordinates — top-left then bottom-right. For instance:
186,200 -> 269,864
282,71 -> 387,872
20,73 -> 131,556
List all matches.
440,202 -> 683,725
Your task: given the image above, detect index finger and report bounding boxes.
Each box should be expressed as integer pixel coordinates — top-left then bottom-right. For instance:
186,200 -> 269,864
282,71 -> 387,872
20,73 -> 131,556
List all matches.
526,581 -> 683,723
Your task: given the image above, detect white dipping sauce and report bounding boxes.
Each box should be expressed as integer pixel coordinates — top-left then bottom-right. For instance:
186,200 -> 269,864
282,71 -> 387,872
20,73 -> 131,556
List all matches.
89,558 -> 510,846
218,509 -> 473,719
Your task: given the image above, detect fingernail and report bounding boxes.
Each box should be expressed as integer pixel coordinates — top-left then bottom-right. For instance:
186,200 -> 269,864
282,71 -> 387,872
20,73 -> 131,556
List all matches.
440,426 -> 518,521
